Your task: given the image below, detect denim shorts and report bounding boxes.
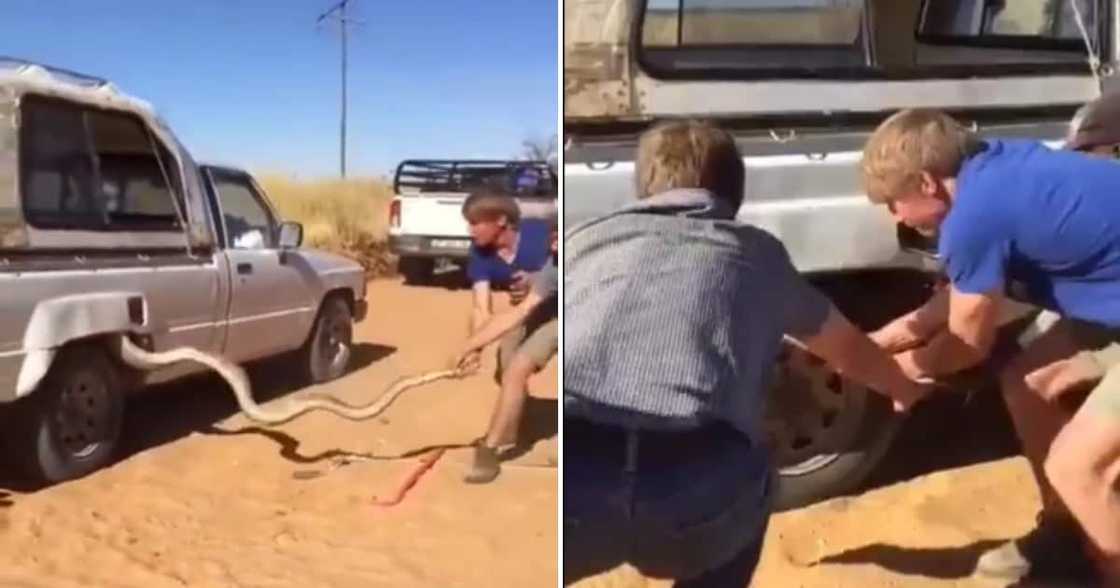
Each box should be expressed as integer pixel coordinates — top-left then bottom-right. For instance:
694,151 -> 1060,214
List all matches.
563,418 -> 773,584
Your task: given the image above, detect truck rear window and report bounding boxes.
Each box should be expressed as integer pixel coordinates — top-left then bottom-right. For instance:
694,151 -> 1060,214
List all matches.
19,94 -> 185,232
638,0 -> 1096,79
392,160 -> 557,197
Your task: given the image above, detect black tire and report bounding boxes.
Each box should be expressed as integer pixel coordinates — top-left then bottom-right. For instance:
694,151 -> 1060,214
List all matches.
399,257 -> 434,285
761,271 -> 935,510
768,320 -> 1033,511
767,380 -> 901,511
3,345 -> 125,485
303,295 -> 354,384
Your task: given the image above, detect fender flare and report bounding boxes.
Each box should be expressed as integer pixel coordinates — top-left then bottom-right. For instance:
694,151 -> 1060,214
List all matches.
14,291 -> 147,398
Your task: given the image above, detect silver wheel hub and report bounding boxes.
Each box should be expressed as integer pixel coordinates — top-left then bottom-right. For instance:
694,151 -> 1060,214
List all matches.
764,342 -> 871,476
53,370 -> 113,458
319,307 -> 352,370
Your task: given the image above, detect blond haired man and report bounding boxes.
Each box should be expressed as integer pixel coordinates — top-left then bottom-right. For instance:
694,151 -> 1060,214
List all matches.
564,120 -> 928,587
862,106 -> 1120,584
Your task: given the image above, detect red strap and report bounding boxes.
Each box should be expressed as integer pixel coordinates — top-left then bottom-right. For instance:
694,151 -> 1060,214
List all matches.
372,448 -> 447,507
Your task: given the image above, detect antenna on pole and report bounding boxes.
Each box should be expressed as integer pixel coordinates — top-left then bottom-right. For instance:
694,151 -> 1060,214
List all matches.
317,0 -> 362,178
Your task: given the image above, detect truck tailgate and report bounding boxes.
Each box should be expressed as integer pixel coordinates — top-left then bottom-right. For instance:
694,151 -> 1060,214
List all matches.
396,192 -> 469,237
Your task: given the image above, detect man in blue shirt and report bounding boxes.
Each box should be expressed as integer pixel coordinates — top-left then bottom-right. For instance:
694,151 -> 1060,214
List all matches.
453,215 -> 558,484
461,191 -> 552,369
459,192 -> 554,480
861,106 -> 1120,584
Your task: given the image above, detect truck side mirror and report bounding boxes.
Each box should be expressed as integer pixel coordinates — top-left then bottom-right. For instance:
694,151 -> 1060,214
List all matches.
278,221 -> 303,249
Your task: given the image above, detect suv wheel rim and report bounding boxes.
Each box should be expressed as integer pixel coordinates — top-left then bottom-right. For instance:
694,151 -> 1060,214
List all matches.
319,306 -> 352,372
52,369 -> 114,459
764,343 -> 870,476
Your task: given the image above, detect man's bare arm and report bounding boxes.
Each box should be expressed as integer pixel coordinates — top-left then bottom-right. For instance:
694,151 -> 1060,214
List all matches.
896,286 -> 1003,379
464,291 -> 542,354
796,306 -> 929,411
870,285 -> 950,352
471,281 -> 493,333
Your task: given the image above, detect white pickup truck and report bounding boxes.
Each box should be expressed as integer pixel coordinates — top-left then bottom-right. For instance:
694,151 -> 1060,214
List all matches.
0,59 -> 368,484
387,159 -> 557,283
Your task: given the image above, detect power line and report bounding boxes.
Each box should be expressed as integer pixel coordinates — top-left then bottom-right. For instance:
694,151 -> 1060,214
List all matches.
317,0 -> 362,178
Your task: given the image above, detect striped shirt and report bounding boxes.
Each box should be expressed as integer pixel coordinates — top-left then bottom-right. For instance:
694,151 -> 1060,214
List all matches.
563,189 -> 832,438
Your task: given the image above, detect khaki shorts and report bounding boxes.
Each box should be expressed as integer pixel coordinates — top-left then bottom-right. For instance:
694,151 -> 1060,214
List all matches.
1065,318 -> 1120,418
495,303 -> 558,383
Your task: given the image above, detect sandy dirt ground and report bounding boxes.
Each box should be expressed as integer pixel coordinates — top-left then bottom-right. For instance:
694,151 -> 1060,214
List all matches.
0,279 -> 557,588
0,279 -> 1083,588
573,457 -> 1044,588
572,373 -> 1073,588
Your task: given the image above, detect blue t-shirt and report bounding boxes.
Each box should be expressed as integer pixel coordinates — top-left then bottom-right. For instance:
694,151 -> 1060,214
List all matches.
466,217 -> 552,286
939,139 -> 1120,326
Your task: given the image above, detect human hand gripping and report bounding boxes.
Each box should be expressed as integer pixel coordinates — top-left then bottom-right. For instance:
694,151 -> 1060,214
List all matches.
870,322 -> 919,353
451,347 -> 483,375
888,351 -> 937,412
889,375 -> 935,413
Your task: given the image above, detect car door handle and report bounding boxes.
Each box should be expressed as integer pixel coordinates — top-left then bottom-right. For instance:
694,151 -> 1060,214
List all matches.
237,263 -> 253,275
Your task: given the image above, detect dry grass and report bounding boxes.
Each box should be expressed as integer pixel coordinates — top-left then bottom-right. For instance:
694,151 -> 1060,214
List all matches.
256,174 -> 397,276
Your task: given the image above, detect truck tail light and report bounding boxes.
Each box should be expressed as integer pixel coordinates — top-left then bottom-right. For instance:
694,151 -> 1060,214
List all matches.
389,199 -> 401,228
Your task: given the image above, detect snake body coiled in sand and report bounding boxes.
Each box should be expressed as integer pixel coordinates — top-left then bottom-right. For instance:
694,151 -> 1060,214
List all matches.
116,335 -> 464,426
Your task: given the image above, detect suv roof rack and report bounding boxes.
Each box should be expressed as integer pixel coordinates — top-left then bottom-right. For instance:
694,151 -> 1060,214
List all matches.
0,56 -> 110,89
393,159 -> 556,195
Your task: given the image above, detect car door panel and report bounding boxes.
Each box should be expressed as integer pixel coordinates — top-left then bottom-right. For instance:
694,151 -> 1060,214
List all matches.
204,168 -> 315,362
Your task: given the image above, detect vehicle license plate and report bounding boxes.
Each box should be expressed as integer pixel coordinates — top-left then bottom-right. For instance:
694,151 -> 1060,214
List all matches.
432,239 -> 470,250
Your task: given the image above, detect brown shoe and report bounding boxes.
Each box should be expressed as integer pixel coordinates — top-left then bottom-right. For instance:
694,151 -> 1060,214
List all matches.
464,444 -> 501,484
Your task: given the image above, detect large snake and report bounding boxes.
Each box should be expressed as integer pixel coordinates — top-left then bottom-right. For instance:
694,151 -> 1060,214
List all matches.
116,335 -> 465,426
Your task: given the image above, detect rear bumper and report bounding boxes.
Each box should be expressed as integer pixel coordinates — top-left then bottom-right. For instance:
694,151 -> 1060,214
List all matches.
389,234 -> 471,259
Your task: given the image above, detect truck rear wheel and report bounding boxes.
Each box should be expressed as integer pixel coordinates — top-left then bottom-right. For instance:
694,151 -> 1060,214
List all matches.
303,295 -> 354,384
765,345 -> 901,510
760,271 -> 939,509
4,345 -> 125,485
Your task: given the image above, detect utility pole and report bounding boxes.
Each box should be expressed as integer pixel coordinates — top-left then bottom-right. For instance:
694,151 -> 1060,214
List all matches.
317,0 -> 358,178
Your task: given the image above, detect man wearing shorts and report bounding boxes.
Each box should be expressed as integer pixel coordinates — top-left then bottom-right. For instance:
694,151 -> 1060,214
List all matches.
461,192 -> 552,383
862,104 -> 1120,584
455,217 -> 558,483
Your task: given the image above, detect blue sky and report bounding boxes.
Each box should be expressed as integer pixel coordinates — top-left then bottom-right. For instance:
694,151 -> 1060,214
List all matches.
0,1 -> 558,178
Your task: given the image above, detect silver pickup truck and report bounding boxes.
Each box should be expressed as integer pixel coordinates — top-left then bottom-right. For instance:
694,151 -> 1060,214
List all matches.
0,59 -> 368,484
